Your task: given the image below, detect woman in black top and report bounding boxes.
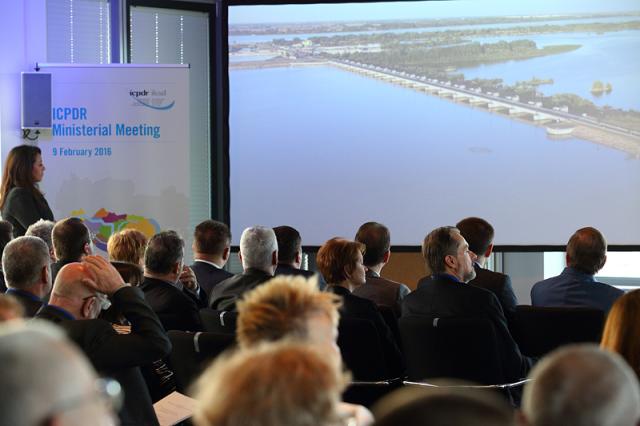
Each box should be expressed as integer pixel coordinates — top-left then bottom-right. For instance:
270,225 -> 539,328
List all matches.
0,145 -> 54,237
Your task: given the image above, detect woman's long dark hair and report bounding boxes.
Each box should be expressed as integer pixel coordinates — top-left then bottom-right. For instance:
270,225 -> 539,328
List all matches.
0,145 -> 43,210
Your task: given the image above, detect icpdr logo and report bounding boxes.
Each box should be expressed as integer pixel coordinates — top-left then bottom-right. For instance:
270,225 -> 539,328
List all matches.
129,88 -> 175,110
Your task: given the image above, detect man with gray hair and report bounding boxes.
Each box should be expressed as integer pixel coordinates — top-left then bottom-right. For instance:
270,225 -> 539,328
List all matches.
520,344 -> 640,426
26,218 -> 57,263
209,226 -> 278,311
2,236 -> 51,316
0,321 -> 117,426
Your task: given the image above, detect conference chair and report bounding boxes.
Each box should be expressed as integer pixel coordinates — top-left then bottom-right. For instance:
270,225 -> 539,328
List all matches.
199,308 -> 238,335
167,330 -> 236,392
511,305 -> 605,357
377,305 -> 402,346
338,317 -> 390,381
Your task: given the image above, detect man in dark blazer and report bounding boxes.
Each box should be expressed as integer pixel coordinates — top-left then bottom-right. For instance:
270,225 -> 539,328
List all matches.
2,236 -> 51,316
353,222 -> 410,316
273,225 -> 326,290
51,217 -> 93,283
190,220 -> 233,299
456,217 -> 517,317
141,231 -> 206,331
36,256 -> 171,426
209,226 -> 277,311
402,226 -> 532,383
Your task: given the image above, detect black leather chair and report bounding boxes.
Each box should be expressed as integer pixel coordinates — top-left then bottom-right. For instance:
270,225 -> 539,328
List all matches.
199,308 -> 238,335
399,315 -> 506,385
338,317 -> 389,381
167,330 -> 236,392
511,305 -> 605,357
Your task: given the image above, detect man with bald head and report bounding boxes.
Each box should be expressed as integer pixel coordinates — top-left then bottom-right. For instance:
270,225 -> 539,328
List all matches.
531,227 -> 622,312
36,255 -> 171,426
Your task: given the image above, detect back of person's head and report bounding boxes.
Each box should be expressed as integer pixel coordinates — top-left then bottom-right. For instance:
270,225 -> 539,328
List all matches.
25,219 -> 55,253
0,321 -> 117,426
53,217 -> 92,261
422,226 -> 460,274
0,293 -> 24,321
107,229 -> 147,265
237,275 -> 341,349
521,344 -> 640,426
144,230 -> 184,274
601,289 -> 640,378
273,225 -> 302,265
0,145 -> 42,210
456,217 -> 494,257
0,220 -> 13,256
2,236 -> 50,290
355,222 -> 391,267
111,261 -> 144,286
193,342 -> 347,426
193,220 -> 231,255
316,237 -> 365,284
374,381 -> 514,426
566,227 -> 607,275
239,226 -> 278,271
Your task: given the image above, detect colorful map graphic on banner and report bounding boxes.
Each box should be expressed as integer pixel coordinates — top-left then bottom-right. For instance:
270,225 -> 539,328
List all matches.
71,208 -> 161,252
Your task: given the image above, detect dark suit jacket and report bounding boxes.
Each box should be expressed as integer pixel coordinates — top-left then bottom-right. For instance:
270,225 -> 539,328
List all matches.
209,268 -> 274,311
469,264 -> 517,317
0,271 -> 6,293
1,187 -> 54,237
353,270 -> 410,317
190,260 -> 233,299
5,287 -> 43,317
330,285 -> 405,378
402,275 -> 532,382
275,264 -> 327,290
35,286 -> 171,426
140,276 -> 204,331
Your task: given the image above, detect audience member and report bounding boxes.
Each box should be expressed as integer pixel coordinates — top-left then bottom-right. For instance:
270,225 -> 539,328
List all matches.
402,226 -> 531,383
25,218 -> 56,263
520,344 -> 640,426
0,293 -> 24,321
193,342 -> 349,426
373,380 -> 515,426
209,225 -> 278,311
2,236 -> 51,316
531,227 -> 622,312
0,219 -> 13,292
353,222 -> 410,316
36,256 -> 171,426
601,289 -> 640,378
456,217 -> 518,317
191,219 -> 233,298
107,228 -> 148,265
52,217 -> 93,282
0,321 -> 117,426
141,230 -> 206,331
317,237 -> 404,378
273,225 -> 327,289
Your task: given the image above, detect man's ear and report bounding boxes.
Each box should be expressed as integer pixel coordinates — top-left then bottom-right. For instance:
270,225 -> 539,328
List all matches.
295,250 -> 302,265
444,254 -> 456,270
382,250 -> 391,265
222,246 -> 231,262
172,261 -> 182,275
484,243 -> 494,258
81,297 -> 96,319
271,250 -> 278,266
41,264 -> 49,285
83,242 -> 92,256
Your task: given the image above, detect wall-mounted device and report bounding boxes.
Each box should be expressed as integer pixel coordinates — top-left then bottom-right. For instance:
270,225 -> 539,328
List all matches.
21,72 -> 52,129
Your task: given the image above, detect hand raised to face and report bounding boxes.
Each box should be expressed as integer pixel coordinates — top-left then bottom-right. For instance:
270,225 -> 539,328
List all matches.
81,255 -> 127,296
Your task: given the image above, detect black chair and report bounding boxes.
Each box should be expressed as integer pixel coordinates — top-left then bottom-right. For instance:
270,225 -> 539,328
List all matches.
399,315 -> 506,385
167,330 -> 236,392
338,317 -> 389,381
511,305 -> 605,357
199,308 -> 238,334
378,305 -> 402,347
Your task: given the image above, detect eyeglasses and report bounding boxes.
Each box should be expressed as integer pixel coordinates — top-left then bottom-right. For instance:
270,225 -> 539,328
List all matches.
83,292 -> 112,311
44,377 -> 123,422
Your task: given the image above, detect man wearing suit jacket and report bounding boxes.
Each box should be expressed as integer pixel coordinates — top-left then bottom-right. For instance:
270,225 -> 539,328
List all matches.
402,226 -> 532,383
141,231 -> 206,331
36,256 -> 171,426
273,225 -> 326,290
456,217 -> 517,317
2,236 -> 51,316
353,222 -> 410,316
209,226 -> 277,311
190,220 -> 233,298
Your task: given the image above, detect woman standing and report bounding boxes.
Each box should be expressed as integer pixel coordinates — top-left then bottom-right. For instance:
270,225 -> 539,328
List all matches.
0,145 -> 53,237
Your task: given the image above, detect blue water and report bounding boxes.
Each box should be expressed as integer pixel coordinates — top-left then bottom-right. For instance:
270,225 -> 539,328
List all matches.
229,66 -> 640,246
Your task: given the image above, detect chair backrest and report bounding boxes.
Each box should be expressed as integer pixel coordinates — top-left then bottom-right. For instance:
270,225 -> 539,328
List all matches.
398,315 -> 506,385
511,305 -> 605,357
377,305 -> 401,347
167,330 -> 236,392
199,308 -> 238,334
338,317 -> 389,381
